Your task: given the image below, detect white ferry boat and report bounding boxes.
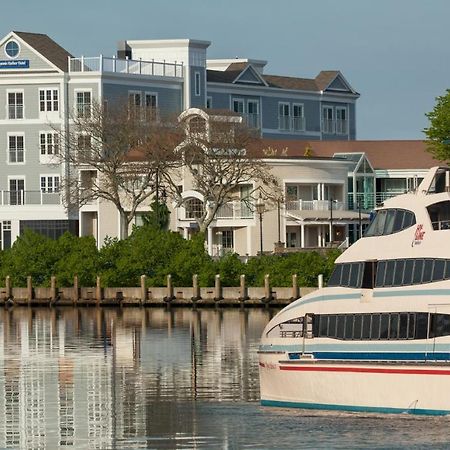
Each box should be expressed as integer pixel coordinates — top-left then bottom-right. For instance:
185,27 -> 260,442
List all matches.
259,166 -> 450,415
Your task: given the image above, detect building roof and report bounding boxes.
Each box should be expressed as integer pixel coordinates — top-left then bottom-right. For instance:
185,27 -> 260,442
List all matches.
256,140 -> 441,170
13,31 -> 73,71
207,62 -> 358,95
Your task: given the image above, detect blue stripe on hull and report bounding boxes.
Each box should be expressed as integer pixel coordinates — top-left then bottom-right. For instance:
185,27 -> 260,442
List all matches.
261,400 -> 450,416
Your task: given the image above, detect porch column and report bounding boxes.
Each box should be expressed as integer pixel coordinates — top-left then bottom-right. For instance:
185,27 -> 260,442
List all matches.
183,227 -> 189,239
207,226 -> 213,256
321,184 -> 325,201
317,184 -> 321,201
300,224 -> 305,248
318,226 -> 322,247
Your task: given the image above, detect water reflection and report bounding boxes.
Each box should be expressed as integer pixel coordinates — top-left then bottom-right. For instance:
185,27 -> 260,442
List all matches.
0,307 -> 275,449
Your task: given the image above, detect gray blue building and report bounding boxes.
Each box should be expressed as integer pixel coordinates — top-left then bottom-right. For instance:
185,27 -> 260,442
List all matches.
0,30 -> 359,247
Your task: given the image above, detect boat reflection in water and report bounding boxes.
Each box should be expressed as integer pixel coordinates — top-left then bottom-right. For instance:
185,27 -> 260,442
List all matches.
0,307 -> 273,449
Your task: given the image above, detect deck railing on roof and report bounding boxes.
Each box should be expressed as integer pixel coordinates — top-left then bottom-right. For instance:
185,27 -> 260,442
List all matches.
69,56 -> 184,78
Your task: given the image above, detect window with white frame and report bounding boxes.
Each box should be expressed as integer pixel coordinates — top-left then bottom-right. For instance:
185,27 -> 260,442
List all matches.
195,72 -> 201,96
233,98 -> 244,114
8,91 -> 23,119
9,178 -> 24,205
185,198 -> 203,219
278,103 -> 290,131
40,175 -> 60,193
77,134 -> 92,162
128,91 -> 142,117
293,104 -> 305,131
0,221 -> 12,250
8,135 -> 24,163
40,132 -> 59,155
222,229 -> 234,249
76,91 -> 91,118
247,100 -> 259,129
322,107 -> 334,134
206,96 -> 212,109
39,89 -> 59,112
144,92 -> 158,120
336,107 -> 348,134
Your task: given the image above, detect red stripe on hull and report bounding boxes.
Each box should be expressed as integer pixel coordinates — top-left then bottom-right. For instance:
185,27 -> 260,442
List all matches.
279,366 -> 450,375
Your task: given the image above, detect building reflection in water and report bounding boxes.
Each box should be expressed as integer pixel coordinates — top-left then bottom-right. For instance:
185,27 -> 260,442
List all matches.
0,307 -> 275,449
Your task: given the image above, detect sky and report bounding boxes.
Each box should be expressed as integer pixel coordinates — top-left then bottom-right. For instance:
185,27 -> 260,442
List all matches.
2,0 -> 449,140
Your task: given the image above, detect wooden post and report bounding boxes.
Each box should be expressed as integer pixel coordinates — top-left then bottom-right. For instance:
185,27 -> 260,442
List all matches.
27,276 -> 33,305
73,275 -> 79,304
50,276 -> 57,303
140,275 -> 147,305
192,274 -> 200,301
264,274 -> 272,303
318,274 -> 324,289
292,274 -> 299,300
166,274 -> 173,303
239,274 -> 248,301
96,276 -> 102,304
214,274 -> 222,301
5,276 -> 11,300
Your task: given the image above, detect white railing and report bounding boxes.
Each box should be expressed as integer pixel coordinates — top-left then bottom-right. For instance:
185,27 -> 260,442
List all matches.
278,115 -> 291,131
322,119 -> 334,134
0,191 -> 62,206
244,113 -> 260,129
285,199 -> 345,211
69,56 -> 184,78
336,119 -> 348,135
216,201 -> 254,219
292,116 -> 305,132
376,190 -> 407,204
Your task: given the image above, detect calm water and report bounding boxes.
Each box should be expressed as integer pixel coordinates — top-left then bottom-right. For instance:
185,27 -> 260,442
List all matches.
1,307 -> 450,449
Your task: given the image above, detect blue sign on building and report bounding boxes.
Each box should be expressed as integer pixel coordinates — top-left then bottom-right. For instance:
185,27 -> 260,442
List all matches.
0,60 -> 29,69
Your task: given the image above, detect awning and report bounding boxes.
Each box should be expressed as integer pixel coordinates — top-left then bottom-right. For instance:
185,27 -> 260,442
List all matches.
286,209 -> 370,222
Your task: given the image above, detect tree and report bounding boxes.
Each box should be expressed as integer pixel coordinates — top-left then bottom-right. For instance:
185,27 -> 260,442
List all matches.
170,109 -> 280,233
424,89 -> 450,161
59,100 -> 182,239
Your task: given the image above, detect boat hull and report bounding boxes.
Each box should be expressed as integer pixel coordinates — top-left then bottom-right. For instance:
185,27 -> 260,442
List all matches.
259,353 -> 450,415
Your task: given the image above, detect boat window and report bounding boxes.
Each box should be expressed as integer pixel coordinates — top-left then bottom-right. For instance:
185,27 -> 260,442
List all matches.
430,314 -> 450,339
412,259 -> 424,284
362,314 -> 371,339
371,314 -> 380,339
349,263 -> 360,287
392,210 -> 405,232
402,211 -> 415,229
341,264 -> 350,287
408,313 -> 416,339
353,314 -> 362,339
344,315 -> 354,339
384,260 -> 396,287
379,314 -> 389,339
389,314 -> 399,339
327,264 -> 342,286
403,259 -> 415,285
375,261 -> 386,287
364,208 -> 416,237
328,315 -> 337,337
445,261 -> 450,280
433,259 -> 446,281
393,260 -> 405,286
383,209 -> 396,234
399,313 -> 408,339
311,312 -> 450,341
415,313 -> 428,340
422,259 -> 434,283
427,201 -> 450,230
336,315 -> 345,339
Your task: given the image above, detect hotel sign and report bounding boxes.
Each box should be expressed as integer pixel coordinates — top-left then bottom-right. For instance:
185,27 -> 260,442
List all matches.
0,59 -> 29,69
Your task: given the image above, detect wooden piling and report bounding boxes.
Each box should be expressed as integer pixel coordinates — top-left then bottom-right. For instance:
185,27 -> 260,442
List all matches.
96,276 -> 102,304
140,275 -> 147,305
239,274 -> 248,301
5,276 -> 11,300
74,275 -> 79,305
214,274 -> 222,301
50,276 -> 57,303
27,276 -> 33,305
192,274 -> 200,301
292,274 -> 299,300
264,274 -> 272,303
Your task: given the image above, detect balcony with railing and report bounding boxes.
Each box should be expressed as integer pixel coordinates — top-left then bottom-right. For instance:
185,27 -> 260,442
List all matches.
292,116 -> 305,132
0,191 -> 62,206
285,199 -> 345,211
69,56 -> 184,78
244,113 -> 260,129
335,119 -> 348,135
322,119 -> 334,134
216,201 -> 254,219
